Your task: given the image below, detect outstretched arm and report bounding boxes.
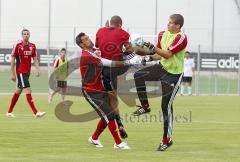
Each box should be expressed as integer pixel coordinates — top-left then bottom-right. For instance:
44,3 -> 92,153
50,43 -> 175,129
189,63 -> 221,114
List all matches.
99,55 -> 143,67
99,58 -> 125,67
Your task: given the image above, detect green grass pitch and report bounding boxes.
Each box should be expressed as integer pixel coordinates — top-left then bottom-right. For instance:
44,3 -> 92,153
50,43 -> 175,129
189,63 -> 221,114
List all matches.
0,95 -> 240,162
0,70 -> 239,94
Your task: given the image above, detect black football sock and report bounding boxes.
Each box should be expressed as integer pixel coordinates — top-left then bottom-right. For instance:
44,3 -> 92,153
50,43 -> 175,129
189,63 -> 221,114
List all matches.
115,115 -> 123,127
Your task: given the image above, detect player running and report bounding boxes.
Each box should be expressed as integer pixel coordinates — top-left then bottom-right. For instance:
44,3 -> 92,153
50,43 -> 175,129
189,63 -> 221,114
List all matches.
132,14 -> 188,151
76,32 -> 142,149
6,29 -> 46,118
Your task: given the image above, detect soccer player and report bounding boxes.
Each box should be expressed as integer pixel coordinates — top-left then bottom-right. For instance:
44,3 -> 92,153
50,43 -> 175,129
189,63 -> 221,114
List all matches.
95,15 -> 130,139
6,29 -> 46,118
132,14 -> 188,151
49,48 -> 68,103
180,51 -> 195,96
76,32 -> 142,149
95,15 -> 147,139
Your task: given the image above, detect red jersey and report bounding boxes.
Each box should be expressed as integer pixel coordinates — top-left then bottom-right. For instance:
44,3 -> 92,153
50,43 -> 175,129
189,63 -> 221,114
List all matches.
11,41 -> 37,75
95,27 -> 130,60
80,49 -> 105,92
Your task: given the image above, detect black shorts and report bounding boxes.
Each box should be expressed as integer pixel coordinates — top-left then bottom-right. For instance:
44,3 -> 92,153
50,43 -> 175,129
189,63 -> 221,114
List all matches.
182,77 -> 192,83
102,66 -> 129,91
57,81 -> 67,88
82,89 -> 115,124
17,73 -> 30,89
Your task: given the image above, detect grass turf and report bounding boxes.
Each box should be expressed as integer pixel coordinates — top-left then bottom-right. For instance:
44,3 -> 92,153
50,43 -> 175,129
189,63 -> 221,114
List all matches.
0,70 -> 239,94
0,95 -> 240,162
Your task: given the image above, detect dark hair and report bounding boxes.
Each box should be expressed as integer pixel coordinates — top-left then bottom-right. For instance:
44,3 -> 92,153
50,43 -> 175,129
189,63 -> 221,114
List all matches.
60,48 -> 66,52
75,32 -> 86,47
185,51 -> 190,54
110,15 -> 122,27
21,29 -> 30,35
170,14 -> 184,28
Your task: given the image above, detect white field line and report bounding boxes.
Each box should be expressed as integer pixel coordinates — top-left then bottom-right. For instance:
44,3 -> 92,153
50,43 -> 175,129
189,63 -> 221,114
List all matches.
193,121 -> 240,125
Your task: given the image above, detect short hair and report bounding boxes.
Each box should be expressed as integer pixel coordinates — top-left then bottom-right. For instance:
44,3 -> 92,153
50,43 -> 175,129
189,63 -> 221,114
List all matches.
75,32 -> 86,47
21,29 -> 30,35
60,48 -> 66,52
170,14 -> 184,28
185,51 -> 190,54
110,15 -> 122,27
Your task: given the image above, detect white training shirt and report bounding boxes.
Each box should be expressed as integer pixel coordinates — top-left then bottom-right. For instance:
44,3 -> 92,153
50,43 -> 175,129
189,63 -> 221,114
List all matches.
184,58 -> 195,77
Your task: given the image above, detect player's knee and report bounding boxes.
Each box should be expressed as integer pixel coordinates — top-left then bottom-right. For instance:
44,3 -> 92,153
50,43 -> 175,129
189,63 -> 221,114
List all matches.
25,88 -> 32,94
15,89 -> 22,94
108,112 -> 116,122
133,72 -> 141,79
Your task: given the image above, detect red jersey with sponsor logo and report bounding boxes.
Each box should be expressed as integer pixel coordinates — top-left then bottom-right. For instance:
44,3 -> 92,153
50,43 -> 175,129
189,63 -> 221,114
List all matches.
11,41 -> 37,75
80,49 -> 105,92
95,27 -> 130,60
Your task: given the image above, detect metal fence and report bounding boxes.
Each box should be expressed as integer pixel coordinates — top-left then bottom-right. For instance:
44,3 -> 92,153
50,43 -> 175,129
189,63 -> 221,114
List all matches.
63,43 -> 240,96
0,43 -> 239,96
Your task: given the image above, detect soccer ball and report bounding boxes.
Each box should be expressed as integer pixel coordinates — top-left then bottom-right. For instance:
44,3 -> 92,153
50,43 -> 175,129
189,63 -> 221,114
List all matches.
129,33 -> 144,48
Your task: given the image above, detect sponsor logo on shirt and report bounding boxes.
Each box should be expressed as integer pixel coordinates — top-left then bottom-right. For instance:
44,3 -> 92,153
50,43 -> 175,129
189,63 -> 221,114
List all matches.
24,51 -> 32,56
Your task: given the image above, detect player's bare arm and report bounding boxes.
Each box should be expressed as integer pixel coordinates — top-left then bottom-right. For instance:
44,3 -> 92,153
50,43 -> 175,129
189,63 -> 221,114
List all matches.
143,41 -> 173,59
10,56 -> 16,82
151,53 -> 161,60
125,45 -> 149,56
33,56 -> 40,77
155,48 -> 173,59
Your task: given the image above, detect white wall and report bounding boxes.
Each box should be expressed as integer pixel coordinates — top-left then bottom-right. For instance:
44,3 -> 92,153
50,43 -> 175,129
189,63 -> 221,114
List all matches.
0,0 -> 239,52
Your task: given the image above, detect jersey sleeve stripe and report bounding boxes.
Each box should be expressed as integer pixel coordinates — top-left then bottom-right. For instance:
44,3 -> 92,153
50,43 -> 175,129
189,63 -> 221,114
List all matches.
169,34 -> 187,54
157,31 -> 165,49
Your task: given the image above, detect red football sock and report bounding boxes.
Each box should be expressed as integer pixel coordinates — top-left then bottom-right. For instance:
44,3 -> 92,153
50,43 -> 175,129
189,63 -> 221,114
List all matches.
92,119 -> 107,140
26,93 -> 38,114
142,104 -> 150,109
8,93 -> 20,113
108,120 -> 122,145
162,138 -> 170,143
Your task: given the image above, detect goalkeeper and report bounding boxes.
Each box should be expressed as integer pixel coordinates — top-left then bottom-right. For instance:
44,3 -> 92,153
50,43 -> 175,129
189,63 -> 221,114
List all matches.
132,14 -> 188,151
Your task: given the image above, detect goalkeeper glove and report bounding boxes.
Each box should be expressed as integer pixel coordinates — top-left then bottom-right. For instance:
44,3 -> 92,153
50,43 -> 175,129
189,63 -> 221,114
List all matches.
144,42 -> 155,55
142,55 -> 153,65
